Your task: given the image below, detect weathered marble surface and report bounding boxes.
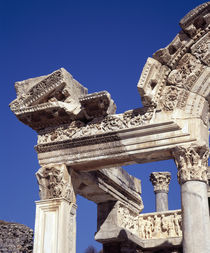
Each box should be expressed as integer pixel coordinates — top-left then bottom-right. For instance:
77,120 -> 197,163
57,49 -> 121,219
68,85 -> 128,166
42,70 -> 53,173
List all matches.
181,181 -> 210,253
33,198 -> 77,253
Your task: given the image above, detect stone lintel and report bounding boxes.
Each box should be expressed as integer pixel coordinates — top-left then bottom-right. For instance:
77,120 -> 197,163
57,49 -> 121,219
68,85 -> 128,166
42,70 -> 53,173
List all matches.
36,120 -> 196,170
73,167 -> 143,212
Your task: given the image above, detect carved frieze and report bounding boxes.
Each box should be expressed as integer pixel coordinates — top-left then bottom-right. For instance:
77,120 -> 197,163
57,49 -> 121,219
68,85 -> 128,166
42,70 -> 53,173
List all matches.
150,172 -> 171,193
117,203 -> 139,236
37,107 -> 154,145
172,145 -> 209,184
36,163 -> 76,202
117,203 -> 182,239
138,211 -> 182,239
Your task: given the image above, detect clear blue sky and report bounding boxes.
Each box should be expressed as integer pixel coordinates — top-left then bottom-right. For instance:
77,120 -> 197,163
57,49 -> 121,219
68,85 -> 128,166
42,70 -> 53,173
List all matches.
0,0 -> 207,252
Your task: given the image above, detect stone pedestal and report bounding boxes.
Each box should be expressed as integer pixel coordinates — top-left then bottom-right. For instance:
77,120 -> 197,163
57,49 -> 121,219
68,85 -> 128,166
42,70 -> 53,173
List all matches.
150,172 -> 171,212
173,145 -> 210,253
33,198 -> 77,253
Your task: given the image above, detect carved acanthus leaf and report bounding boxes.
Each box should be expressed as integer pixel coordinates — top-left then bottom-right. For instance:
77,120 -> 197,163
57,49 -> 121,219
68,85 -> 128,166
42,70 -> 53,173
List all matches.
37,107 -> 155,144
172,145 -> 209,184
36,163 -> 76,202
150,172 -> 171,193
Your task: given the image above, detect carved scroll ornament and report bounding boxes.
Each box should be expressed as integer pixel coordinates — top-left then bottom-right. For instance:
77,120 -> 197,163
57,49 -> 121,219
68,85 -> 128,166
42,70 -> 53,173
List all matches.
172,145 -> 209,184
37,106 -> 155,145
36,163 -> 76,202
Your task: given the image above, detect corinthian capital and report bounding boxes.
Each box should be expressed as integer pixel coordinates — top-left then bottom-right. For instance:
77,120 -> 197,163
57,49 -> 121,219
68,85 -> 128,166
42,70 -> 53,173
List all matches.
36,163 -> 76,203
172,145 -> 209,184
150,172 -> 171,193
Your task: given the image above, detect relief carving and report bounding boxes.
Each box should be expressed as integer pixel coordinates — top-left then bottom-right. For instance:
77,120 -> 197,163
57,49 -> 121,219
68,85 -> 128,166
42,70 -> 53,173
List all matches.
117,203 -> 182,239
167,53 -> 205,90
36,163 -> 76,202
138,211 -> 182,239
191,32 -> 210,66
150,172 -> 171,193
160,86 -> 179,111
37,107 -> 154,145
172,145 -> 209,184
117,203 -> 139,236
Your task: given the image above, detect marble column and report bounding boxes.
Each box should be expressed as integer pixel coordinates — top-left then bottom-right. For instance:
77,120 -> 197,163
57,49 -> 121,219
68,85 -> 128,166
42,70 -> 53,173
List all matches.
173,145 -> 210,253
33,163 -> 77,253
150,172 -> 171,212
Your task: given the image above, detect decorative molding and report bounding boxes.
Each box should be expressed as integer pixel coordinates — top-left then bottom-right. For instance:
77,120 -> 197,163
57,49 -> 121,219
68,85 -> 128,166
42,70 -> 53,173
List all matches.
150,172 -> 171,193
172,145 -> 209,184
37,107 -> 155,145
36,163 -> 76,202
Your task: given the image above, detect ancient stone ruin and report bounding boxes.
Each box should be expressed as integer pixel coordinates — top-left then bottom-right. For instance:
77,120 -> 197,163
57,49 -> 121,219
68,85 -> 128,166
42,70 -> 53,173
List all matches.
0,221 -> 33,253
9,2 -> 210,253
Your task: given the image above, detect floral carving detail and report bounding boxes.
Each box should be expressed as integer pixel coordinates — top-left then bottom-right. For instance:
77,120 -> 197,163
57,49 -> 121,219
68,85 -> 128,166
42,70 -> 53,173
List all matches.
37,108 -> 154,144
150,172 -> 171,193
102,116 -> 126,131
36,163 -> 75,202
161,86 -> 179,111
167,53 -> 205,90
172,145 -> 209,184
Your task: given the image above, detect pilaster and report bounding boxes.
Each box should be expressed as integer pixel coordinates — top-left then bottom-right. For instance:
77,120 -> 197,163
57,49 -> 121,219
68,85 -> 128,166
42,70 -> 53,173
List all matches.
34,163 -> 77,253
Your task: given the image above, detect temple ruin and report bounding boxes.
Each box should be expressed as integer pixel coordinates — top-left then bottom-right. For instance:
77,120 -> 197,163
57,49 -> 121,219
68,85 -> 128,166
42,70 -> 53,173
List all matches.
10,2 -> 210,253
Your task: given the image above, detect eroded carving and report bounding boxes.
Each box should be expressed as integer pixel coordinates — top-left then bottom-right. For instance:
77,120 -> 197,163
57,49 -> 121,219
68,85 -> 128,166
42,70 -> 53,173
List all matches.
9,69 -> 116,131
167,53 -> 205,90
37,107 -> 154,145
138,211 -> 182,239
150,172 -> 171,193
36,163 -> 76,202
191,32 -> 210,66
117,203 -> 182,239
172,145 -> 209,184
117,203 -> 139,236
